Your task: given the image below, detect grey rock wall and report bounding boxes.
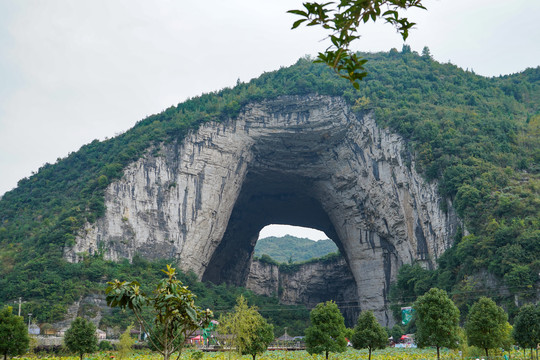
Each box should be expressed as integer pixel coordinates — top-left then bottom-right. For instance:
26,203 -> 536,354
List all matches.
64,95 -> 460,325
246,257 -> 359,326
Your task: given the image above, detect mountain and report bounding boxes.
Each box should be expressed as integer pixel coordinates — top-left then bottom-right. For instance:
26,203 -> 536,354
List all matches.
254,235 -> 338,263
0,48 -> 538,324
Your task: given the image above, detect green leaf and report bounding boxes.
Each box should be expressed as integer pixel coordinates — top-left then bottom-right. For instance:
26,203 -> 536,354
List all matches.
287,9 -> 309,16
185,306 -> 197,322
291,19 -> 307,29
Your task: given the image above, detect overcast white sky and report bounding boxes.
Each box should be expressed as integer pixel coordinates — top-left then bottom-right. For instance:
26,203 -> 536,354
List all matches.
1,0 -> 539,239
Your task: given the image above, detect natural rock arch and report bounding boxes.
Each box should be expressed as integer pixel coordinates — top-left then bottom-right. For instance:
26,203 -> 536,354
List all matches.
65,95 -> 459,324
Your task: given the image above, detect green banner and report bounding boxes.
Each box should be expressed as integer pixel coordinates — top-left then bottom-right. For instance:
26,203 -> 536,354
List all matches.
401,306 -> 414,325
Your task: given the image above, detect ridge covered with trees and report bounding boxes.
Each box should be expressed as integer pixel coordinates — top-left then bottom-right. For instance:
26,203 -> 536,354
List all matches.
254,235 -> 338,264
0,48 -> 538,326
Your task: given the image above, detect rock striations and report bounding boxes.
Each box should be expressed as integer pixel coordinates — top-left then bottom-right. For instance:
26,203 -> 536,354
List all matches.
246,256 -> 360,326
64,95 -> 460,325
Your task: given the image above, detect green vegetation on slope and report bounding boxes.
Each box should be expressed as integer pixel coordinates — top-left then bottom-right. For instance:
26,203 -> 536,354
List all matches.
254,235 -> 338,263
0,47 -> 538,324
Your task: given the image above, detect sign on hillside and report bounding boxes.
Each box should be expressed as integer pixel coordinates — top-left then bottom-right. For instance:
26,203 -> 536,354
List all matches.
401,306 -> 414,325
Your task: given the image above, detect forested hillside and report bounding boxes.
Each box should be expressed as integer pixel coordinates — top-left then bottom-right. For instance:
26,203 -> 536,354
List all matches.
254,236 -> 338,263
0,48 -> 538,325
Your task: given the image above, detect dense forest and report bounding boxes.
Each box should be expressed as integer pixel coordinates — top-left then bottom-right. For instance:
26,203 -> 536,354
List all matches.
0,47 -> 538,328
254,235 -> 338,263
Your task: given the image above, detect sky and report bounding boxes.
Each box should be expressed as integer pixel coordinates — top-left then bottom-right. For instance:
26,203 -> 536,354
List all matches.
1,0 -> 539,240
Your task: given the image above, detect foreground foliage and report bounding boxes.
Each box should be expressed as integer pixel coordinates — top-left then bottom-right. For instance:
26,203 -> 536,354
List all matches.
16,347 -> 536,360
106,265 -> 212,360
289,0 -> 426,87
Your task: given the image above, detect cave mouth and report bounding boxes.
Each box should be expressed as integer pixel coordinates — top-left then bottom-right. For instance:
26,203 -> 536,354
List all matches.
258,224 -> 329,242
201,99 -> 355,286
255,224 -> 337,263
201,169 -> 349,286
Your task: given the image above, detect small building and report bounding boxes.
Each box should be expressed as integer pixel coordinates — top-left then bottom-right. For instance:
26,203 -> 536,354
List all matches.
130,327 -> 141,340
186,329 -> 203,345
42,328 -> 57,336
95,329 -> 106,340
28,324 -> 40,335
276,330 -> 294,343
189,335 -> 204,345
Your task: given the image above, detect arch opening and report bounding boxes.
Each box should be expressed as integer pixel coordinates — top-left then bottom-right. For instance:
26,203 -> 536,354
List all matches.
201,169 -> 361,325
255,224 -> 338,263
202,169 -> 346,285
258,224 -> 329,242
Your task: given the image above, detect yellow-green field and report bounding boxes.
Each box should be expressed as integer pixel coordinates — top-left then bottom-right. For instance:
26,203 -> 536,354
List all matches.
16,348 -> 534,360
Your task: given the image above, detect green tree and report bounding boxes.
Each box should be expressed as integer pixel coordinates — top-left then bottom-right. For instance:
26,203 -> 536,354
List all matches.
413,288 -> 460,360
351,311 -> 387,360
465,297 -> 512,358
64,317 -> 98,360
305,301 -> 347,360
118,325 -> 136,359
512,304 -> 540,359
105,265 -> 212,360
241,318 -> 274,360
218,296 -> 274,360
390,324 -> 404,342
98,340 -> 113,351
0,306 -> 29,360
421,46 -> 432,59
289,0 -> 426,87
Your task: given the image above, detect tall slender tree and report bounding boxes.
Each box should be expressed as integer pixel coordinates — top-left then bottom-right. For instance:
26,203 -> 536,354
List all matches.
118,325 -> 136,360
465,297 -> 512,358
351,311 -> 387,360
305,301 -> 347,360
512,304 -> 540,360
219,296 -> 274,360
413,288 -> 460,360
106,265 -> 212,360
0,306 -> 29,360
64,317 -> 98,360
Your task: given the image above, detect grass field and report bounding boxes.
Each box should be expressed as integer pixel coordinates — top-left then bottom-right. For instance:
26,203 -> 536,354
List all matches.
16,347 -> 535,360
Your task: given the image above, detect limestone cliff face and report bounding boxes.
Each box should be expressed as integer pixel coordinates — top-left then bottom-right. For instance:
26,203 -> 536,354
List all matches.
64,95 -> 460,325
246,257 -> 359,326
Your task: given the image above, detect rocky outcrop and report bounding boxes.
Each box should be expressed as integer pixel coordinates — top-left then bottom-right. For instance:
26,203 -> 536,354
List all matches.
51,294 -> 110,331
246,257 -> 359,326
64,95 -> 460,325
